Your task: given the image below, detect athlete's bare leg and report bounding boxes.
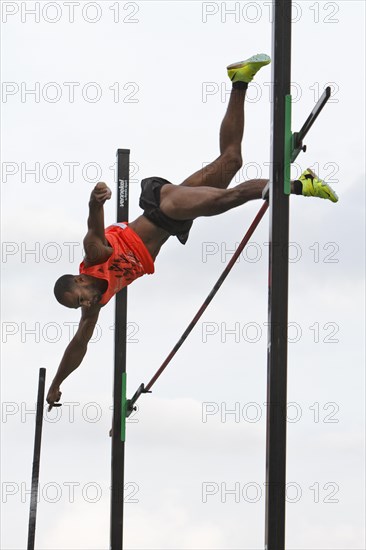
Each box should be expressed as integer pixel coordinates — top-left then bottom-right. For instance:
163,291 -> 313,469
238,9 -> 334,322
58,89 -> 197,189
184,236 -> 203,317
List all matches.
132,82 -> 264,257
179,87 -> 246,189
159,84 -> 253,217
130,177 -> 275,259
160,178 -> 272,220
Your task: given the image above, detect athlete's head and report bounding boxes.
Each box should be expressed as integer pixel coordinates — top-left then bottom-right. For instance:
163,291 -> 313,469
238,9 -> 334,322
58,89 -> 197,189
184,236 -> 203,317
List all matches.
54,274 -> 102,309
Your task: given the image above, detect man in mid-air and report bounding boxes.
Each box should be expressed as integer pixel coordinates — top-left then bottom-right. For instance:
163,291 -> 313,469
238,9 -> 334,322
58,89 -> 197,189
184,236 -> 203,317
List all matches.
47,54 -> 338,408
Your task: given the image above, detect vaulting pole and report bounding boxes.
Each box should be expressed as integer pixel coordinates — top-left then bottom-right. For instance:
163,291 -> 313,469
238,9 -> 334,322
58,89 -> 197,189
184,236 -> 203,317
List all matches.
265,1 -> 291,548
110,149 -> 130,550
125,202 -> 269,415
27,368 -> 46,550
144,202 -> 269,393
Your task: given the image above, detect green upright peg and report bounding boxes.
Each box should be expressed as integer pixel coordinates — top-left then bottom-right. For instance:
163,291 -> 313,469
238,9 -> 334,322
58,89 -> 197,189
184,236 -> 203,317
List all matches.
284,94 -> 292,195
120,372 -> 127,442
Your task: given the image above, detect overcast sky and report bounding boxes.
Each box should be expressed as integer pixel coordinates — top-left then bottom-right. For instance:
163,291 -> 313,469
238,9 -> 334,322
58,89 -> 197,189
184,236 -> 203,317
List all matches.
1,1 -> 365,549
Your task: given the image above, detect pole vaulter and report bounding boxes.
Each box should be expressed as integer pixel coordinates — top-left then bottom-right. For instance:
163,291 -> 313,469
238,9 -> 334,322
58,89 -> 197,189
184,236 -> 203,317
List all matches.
37,37 -> 337,548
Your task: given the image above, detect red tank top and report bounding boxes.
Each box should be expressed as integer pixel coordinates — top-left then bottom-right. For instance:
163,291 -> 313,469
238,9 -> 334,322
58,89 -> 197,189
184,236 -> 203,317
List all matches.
79,222 -> 154,306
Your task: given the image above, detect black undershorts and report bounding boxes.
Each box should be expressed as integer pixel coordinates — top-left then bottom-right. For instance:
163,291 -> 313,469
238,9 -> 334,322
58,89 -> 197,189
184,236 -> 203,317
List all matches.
139,177 -> 193,245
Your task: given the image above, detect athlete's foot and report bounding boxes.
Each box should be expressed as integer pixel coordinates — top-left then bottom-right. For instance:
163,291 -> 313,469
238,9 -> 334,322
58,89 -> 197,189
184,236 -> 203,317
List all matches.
227,53 -> 271,84
298,169 -> 339,203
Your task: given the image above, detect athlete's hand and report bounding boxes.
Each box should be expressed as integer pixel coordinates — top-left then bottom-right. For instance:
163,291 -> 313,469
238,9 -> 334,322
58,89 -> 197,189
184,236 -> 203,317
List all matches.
46,384 -> 62,411
91,182 -> 112,204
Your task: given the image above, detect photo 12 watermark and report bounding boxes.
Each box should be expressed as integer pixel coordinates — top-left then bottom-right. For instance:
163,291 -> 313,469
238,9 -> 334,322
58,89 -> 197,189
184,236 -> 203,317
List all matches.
201,2 -> 340,24
1,480 -> 139,504
1,81 -> 140,104
1,160 -> 141,184
200,320 -> 340,344
201,400 -> 340,424
201,81 -> 340,105
1,320 -> 141,344
200,240 -> 340,265
1,400 -> 140,425
201,480 -> 340,504
1,2 -> 140,24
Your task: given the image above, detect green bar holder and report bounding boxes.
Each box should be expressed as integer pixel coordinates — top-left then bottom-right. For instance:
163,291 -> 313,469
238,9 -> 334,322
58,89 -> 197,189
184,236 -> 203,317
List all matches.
284,94 -> 292,195
120,372 -> 127,442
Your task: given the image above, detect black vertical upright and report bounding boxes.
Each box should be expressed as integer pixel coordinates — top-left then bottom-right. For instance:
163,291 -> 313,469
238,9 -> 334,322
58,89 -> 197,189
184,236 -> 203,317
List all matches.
265,2 -> 291,549
110,149 -> 130,550
27,368 -> 46,550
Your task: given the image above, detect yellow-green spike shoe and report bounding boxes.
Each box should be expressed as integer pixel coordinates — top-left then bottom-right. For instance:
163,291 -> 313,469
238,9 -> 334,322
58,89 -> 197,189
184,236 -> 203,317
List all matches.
299,169 -> 339,203
227,53 -> 271,83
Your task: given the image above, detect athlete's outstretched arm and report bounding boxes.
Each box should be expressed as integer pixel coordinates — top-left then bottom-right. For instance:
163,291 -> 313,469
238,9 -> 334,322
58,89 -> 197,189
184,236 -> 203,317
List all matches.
46,305 -> 100,410
83,182 -> 112,264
